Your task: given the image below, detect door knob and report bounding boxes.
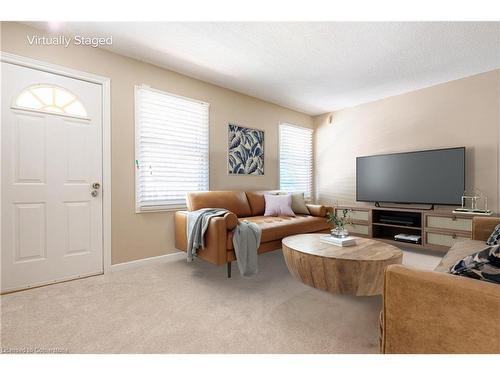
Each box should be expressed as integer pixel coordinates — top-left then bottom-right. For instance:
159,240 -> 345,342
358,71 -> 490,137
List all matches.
91,190 -> 98,197
92,182 -> 101,190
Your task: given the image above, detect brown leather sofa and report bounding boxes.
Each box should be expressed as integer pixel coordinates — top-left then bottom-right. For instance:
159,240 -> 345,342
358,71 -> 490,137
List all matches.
381,216 -> 500,354
174,190 -> 332,277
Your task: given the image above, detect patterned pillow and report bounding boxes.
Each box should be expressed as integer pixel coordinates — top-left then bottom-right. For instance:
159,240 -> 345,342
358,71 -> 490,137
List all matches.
449,245 -> 500,284
486,224 -> 500,245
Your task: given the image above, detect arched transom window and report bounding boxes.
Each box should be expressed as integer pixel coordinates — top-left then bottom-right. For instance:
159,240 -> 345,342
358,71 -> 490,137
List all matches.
15,84 -> 88,118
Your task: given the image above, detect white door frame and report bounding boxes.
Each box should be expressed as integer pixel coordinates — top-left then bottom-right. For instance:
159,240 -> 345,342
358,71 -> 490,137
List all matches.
0,52 -> 112,274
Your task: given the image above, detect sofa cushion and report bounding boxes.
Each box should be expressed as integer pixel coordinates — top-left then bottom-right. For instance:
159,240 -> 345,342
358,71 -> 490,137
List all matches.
434,239 -> 490,273
245,191 -> 267,216
187,191 -> 252,218
240,215 -> 330,243
278,191 -> 311,215
245,191 -> 279,216
290,192 -> 310,215
264,194 -> 295,217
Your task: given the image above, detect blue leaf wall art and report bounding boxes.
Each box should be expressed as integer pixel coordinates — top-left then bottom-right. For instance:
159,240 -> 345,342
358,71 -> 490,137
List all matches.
228,124 -> 264,175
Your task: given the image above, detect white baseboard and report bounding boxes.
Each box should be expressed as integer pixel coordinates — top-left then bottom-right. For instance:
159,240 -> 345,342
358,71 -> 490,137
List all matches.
110,251 -> 186,272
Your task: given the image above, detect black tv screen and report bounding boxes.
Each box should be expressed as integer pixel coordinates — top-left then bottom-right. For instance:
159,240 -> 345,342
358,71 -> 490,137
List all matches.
356,147 -> 465,205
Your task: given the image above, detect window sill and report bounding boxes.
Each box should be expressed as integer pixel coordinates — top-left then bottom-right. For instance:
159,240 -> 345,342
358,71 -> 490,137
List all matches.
136,205 -> 187,213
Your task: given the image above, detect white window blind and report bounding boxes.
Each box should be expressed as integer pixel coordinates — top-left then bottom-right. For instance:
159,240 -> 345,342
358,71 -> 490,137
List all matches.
135,86 -> 209,211
279,123 -> 313,200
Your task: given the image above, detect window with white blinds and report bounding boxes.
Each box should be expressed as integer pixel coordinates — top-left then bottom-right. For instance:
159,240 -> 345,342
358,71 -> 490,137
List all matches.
279,123 -> 313,200
135,85 -> 209,211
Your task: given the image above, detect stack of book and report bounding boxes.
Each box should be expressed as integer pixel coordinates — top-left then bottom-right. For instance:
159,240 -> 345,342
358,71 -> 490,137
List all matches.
320,235 -> 356,247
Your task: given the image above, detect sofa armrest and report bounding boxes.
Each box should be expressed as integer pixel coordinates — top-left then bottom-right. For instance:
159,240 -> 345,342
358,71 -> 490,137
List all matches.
382,265 -> 500,354
306,204 -> 333,218
472,216 -> 500,241
174,210 -> 238,265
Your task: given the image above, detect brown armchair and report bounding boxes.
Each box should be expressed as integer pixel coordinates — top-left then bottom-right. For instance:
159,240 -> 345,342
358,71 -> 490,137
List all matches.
381,216 -> 500,353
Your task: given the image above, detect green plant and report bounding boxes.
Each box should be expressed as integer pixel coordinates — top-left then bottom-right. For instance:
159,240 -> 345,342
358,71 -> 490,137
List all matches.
326,208 -> 352,228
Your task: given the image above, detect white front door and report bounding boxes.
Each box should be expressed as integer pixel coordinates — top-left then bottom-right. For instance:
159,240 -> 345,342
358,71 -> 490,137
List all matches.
1,62 -> 103,292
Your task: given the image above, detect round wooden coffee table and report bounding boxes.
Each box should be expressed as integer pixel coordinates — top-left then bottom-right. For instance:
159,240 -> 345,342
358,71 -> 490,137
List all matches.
282,234 -> 403,296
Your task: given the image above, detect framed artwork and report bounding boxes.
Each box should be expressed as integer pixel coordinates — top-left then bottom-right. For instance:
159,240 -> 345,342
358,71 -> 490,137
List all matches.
228,123 -> 264,175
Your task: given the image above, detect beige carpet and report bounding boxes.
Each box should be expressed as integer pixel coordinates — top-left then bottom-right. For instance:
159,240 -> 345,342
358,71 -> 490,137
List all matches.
0,248 -> 441,354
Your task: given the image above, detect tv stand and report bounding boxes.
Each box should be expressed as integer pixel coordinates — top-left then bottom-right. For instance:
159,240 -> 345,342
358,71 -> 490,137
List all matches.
374,202 -> 435,210
334,204 -> 482,253
372,208 -> 423,244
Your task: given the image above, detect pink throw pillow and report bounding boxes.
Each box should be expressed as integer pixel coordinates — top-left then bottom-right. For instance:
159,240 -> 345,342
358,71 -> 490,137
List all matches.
264,194 -> 295,217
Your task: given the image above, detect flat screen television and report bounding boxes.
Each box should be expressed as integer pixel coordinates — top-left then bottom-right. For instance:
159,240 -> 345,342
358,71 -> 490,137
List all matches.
356,147 -> 465,205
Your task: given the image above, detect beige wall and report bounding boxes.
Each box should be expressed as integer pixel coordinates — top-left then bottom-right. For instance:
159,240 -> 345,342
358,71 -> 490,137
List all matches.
315,69 -> 500,213
1,22 -> 313,264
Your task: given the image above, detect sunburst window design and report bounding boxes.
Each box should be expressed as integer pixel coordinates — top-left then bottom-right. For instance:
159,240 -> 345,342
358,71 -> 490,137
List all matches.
15,84 -> 88,118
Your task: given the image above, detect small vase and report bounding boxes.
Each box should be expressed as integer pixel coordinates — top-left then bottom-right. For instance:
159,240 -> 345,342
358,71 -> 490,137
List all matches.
331,227 -> 349,238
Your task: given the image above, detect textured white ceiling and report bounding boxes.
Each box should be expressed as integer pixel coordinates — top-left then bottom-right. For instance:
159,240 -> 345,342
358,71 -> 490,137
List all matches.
27,22 -> 500,115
